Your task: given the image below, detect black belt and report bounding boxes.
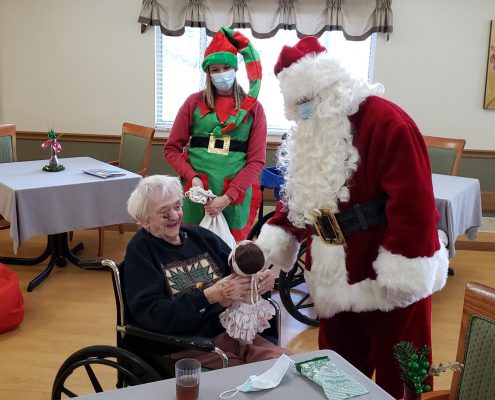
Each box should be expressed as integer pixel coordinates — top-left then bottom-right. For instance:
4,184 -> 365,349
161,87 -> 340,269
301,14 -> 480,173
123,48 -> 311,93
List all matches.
305,196 -> 387,245
190,136 -> 248,153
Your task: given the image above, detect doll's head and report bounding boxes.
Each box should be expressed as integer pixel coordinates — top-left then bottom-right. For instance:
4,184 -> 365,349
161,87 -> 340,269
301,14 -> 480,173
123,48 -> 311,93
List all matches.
229,240 -> 265,276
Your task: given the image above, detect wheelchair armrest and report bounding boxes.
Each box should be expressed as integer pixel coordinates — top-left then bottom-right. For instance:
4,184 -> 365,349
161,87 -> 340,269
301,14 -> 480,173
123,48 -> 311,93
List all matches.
125,324 -> 216,352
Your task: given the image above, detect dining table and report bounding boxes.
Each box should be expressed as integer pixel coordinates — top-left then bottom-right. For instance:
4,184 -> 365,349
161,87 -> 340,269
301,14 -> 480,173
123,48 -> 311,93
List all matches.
432,173 -> 483,259
73,349 -> 395,400
0,157 -> 141,291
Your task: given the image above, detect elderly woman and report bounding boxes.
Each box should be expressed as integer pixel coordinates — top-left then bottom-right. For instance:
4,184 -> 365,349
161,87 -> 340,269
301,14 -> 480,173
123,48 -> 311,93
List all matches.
124,175 -> 289,369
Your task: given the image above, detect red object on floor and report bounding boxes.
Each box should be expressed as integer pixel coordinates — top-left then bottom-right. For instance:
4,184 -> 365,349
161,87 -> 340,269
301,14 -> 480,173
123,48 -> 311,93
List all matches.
0,262 -> 24,333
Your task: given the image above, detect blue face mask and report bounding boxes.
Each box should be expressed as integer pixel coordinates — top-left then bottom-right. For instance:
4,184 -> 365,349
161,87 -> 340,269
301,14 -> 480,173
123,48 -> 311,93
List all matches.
211,69 -> 236,92
297,99 -> 316,119
219,354 -> 293,399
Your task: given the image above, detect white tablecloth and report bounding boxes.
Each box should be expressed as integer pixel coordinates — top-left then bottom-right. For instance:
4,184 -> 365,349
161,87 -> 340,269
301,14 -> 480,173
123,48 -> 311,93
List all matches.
432,173 -> 482,258
0,157 -> 141,253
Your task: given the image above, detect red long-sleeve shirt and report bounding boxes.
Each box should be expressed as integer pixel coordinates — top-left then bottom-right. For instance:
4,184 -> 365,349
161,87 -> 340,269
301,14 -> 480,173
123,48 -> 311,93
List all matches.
164,91 -> 267,202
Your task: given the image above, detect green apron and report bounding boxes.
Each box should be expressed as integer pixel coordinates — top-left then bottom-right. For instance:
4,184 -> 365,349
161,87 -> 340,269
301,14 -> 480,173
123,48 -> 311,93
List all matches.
182,106 -> 253,232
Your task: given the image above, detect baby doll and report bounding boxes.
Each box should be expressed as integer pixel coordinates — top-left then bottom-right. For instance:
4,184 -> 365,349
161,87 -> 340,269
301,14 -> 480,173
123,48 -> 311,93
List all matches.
219,240 -> 274,344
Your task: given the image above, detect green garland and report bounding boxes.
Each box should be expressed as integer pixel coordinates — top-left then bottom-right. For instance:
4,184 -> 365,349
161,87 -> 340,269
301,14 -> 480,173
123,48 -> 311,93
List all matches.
394,341 -> 463,395
394,341 -> 432,395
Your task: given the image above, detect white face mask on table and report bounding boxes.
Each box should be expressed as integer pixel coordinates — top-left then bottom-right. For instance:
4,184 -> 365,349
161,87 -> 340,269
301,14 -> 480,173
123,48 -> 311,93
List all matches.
219,354 -> 294,399
211,69 -> 236,92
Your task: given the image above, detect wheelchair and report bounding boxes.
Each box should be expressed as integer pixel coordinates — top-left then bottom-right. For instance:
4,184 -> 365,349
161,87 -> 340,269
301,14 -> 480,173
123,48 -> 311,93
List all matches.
51,259 -> 281,399
248,167 -> 319,327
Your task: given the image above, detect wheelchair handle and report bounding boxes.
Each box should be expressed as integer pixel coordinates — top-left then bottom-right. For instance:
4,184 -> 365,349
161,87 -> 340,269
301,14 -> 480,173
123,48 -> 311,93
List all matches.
77,258 -> 116,270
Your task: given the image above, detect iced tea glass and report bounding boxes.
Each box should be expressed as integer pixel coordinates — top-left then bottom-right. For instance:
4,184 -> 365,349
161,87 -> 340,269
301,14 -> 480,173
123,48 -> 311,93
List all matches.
175,358 -> 201,400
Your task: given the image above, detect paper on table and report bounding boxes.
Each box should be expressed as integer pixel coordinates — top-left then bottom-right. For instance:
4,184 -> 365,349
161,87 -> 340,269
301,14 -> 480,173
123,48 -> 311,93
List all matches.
296,356 -> 369,400
82,168 -> 126,179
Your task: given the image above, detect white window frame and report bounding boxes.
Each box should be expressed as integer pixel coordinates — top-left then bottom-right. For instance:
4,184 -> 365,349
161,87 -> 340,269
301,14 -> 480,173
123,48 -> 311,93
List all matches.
155,27 -> 375,135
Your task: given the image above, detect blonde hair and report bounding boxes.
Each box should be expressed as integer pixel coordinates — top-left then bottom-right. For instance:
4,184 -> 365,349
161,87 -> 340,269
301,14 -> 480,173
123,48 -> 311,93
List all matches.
203,69 -> 246,110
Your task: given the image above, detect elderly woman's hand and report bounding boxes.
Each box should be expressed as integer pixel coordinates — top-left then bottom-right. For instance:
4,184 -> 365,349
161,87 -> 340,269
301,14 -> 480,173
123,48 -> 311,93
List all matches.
257,269 -> 276,296
203,274 -> 251,306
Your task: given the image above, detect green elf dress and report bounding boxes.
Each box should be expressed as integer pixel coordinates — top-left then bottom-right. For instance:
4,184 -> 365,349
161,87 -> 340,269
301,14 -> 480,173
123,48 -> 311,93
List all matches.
165,27 -> 266,241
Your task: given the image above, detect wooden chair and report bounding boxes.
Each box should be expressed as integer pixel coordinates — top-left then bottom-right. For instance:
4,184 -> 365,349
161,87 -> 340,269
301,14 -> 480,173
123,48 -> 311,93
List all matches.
71,123 -> 155,256
98,122 -> 155,255
423,135 -> 466,176
421,281 -> 495,399
0,124 -> 17,230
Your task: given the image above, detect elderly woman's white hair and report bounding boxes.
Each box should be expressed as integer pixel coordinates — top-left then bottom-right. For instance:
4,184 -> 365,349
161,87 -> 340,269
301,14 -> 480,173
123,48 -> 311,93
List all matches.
127,175 -> 183,222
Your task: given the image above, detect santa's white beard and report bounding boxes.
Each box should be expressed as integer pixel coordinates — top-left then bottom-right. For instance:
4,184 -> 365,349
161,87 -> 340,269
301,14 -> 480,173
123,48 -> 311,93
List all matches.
278,113 -> 359,228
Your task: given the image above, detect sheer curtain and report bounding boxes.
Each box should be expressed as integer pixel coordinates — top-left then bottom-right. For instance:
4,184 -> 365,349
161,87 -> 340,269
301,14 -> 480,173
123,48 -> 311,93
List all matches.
139,0 -> 392,40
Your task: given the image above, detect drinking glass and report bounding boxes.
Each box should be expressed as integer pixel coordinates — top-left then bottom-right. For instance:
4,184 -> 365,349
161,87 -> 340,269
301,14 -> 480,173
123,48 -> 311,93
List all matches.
175,358 -> 201,400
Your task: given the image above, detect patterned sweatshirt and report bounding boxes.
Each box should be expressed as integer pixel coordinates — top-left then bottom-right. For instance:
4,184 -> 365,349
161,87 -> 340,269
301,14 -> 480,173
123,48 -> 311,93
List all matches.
123,225 -> 231,355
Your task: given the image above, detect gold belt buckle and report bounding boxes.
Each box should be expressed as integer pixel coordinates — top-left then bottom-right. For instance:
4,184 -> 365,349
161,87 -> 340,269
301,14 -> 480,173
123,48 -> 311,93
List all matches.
208,135 -> 231,155
311,208 -> 345,245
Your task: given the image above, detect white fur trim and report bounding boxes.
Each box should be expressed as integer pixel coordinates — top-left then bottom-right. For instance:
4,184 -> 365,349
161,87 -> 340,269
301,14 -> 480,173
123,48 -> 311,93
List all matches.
256,224 -> 300,274
305,238 -> 449,318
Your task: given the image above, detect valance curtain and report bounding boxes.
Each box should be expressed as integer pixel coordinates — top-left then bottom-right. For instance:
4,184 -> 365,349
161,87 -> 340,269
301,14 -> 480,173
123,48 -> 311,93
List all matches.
139,0 -> 392,41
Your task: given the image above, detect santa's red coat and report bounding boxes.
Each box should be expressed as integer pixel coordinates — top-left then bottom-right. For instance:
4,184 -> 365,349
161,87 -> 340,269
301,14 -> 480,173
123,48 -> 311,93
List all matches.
258,96 -> 448,317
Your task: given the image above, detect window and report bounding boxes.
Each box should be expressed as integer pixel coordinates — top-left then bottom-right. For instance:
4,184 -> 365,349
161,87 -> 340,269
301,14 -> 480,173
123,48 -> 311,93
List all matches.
155,27 -> 374,133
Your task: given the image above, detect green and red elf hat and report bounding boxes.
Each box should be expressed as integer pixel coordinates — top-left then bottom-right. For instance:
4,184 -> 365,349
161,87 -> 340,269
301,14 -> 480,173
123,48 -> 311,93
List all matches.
202,27 -> 262,137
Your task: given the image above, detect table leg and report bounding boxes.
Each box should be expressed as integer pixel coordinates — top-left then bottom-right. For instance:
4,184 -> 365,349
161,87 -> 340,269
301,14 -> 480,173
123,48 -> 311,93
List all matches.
1,233 -> 85,291
26,233 -> 85,291
0,239 -> 51,265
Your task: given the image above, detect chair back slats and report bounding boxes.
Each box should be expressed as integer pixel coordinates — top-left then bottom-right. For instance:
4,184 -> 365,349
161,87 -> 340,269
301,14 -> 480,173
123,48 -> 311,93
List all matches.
0,124 -> 17,163
423,135 -> 466,176
450,282 -> 495,400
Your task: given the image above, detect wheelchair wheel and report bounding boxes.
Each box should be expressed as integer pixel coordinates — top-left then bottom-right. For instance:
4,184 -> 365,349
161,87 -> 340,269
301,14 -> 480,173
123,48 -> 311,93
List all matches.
51,345 -> 162,399
278,241 -> 319,327
247,211 -> 275,240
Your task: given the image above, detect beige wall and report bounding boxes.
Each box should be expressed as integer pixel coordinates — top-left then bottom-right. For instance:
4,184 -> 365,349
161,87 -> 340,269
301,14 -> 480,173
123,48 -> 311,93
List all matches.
1,1 -> 495,148
0,0 -> 154,135
373,0 -> 495,150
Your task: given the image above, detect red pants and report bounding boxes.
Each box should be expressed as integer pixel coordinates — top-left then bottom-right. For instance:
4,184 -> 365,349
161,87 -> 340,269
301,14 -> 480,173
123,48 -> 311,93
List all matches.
318,296 -> 433,399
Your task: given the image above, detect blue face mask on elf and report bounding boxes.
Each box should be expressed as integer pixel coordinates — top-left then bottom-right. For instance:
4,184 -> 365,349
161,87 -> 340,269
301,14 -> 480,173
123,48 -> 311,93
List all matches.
297,99 -> 317,119
219,354 -> 294,399
211,69 -> 236,92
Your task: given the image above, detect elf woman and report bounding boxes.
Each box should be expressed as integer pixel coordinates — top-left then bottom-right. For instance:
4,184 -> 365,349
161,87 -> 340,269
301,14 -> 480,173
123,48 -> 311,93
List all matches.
165,27 -> 266,241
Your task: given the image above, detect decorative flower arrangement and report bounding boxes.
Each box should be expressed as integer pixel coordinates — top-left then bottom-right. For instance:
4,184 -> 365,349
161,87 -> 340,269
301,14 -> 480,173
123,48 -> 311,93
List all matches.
41,129 -> 65,172
394,341 -> 463,399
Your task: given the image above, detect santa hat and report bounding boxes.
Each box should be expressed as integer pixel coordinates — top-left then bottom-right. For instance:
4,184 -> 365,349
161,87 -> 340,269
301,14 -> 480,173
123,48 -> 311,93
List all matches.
274,36 -> 327,76
201,27 -> 263,136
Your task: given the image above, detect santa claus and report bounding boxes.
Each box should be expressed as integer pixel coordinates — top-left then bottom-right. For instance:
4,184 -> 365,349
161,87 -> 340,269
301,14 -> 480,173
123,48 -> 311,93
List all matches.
256,36 -> 449,398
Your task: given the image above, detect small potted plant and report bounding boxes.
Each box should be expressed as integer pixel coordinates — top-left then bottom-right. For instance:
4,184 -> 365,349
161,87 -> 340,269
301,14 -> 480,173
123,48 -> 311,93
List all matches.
394,341 -> 463,400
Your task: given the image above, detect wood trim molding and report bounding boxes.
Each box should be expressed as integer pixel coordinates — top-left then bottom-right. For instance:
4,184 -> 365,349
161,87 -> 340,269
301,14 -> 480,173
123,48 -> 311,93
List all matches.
17,131 -> 122,144
462,149 -> 495,159
15,132 -> 495,157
